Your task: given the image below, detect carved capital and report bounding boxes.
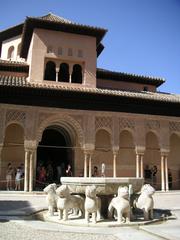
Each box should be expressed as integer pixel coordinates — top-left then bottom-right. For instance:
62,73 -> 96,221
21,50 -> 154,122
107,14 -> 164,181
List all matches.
24,140 -> 37,152
135,146 -> 145,155
160,148 -> 170,156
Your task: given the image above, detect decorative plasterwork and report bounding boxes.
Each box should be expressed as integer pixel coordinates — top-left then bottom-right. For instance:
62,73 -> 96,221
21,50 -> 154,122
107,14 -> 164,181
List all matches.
169,121 -> 180,132
146,120 -> 160,131
5,109 -> 26,127
119,118 -> 135,130
70,115 -> 84,129
95,116 -> 112,133
36,114 -> 84,147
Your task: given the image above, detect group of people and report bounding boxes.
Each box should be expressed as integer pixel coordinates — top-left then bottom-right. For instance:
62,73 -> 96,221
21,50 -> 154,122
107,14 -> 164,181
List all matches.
6,162 -> 24,191
92,163 -> 106,177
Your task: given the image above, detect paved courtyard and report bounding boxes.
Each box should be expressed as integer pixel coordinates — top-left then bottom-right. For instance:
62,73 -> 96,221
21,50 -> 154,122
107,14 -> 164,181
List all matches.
0,191 -> 180,240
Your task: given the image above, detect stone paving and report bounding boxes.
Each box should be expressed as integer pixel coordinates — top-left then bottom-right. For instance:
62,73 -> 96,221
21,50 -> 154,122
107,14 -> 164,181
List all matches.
0,191 -> 180,240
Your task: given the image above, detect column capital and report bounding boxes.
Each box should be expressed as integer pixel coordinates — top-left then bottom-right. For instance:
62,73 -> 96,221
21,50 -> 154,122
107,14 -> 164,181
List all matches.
112,146 -> 119,155
135,146 -> 145,155
160,148 -> 170,156
24,140 -> 37,151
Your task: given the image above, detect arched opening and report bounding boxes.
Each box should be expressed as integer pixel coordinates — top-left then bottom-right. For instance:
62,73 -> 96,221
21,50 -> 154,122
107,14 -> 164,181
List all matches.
169,133 -> 180,190
7,46 -> 14,59
1,123 -> 24,190
44,61 -> 56,81
58,63 -> 69,82
94,129 -> 112,177
71,64 -> 82,84
144,131 -> 160,189
118,130 -> 135,177
36,126 -> 73,189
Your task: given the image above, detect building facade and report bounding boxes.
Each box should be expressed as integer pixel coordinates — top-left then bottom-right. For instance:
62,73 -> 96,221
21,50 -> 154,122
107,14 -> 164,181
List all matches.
0,13 -> 180,191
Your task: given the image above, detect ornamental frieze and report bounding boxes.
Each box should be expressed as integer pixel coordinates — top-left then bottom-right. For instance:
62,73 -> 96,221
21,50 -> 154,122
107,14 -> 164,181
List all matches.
95,116 -> 112,132
5,110 -> 26,127
146,120 -> 160,130
119,118 -> 135,130
169,121 -> 180,132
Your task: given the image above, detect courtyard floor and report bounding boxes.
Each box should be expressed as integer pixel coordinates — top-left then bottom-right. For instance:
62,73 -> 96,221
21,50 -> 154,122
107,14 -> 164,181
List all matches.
0,191 -> 180,240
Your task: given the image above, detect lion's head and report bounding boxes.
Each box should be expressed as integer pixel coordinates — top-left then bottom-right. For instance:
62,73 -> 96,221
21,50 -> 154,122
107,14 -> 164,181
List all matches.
43,183 -> 57,193
56,184 -> 70,198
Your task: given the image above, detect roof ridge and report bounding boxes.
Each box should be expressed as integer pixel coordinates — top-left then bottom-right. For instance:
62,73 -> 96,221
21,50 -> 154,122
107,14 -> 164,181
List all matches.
37,12 -> 73,24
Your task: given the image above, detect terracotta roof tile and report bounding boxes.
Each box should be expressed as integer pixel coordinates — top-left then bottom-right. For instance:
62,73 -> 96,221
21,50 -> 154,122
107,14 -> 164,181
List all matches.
0,75 -> 180,104
38,13 -> 73,24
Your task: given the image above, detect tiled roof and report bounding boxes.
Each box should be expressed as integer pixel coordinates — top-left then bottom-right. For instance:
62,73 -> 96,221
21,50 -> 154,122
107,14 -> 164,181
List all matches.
0,75 -> 180,104
37,13 -> 73,24
0,59 -> 28,66
97,68 -> 165,87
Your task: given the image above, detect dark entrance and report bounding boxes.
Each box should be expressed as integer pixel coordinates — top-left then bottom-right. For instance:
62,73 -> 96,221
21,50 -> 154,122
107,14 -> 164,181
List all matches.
36,126 -> 73,190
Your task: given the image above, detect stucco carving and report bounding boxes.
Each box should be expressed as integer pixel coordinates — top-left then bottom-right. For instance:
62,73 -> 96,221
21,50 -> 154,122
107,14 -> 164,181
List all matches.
5,109 -> 26,127
108,186 -> 130,223
146,120 -> 160,131
95,116 -> 112,133
44,183 -> 58,216
169,121 -> 180,132
119,118 -> 135,130
135,184 -> 155,221
0,108 -> 6,142
84,185 -> 101,224
56,185 -> 84,221
37,114 -> 84,147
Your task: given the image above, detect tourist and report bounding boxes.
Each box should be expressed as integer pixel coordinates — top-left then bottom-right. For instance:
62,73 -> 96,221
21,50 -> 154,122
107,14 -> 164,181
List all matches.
46,163 -> 53,183
15,167 -> 21,190
92,166 -> 99,177
6,163 -> 14,190
66,164 -> 72,177
151,165 -> 158,186
38,166 -> 46,183
144,165 -> 152,183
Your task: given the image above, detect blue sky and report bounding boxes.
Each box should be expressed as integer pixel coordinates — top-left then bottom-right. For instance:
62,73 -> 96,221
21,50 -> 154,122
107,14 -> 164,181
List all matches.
1,0 -> 180,93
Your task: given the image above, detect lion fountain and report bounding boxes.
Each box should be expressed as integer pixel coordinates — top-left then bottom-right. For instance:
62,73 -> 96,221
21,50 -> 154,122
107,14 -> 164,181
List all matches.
43,183 -> 58,216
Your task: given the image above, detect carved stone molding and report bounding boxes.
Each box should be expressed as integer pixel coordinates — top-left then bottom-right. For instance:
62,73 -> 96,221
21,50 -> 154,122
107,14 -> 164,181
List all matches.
169,121 -> 180,132
119,118 -> 135,130
5,110 -> 26,127
95,116 -> 112,132
146,120 -> 160,131
70,115 -> 84,129
37,114 -> 84,147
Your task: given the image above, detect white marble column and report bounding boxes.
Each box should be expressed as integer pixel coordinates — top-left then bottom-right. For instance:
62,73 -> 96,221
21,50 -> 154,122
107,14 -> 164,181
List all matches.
88,154 -> 92,178
56,68 -> 59,82
136,154 -> 140,178
140,154 -> 144,178
29,151 -> 34,192
69,64 -> 73,83
113,152 -> 117,177
24,150 -> 29,192
161,155 -> 165,191
164,156 -> 169,191
84,152 -> 88,178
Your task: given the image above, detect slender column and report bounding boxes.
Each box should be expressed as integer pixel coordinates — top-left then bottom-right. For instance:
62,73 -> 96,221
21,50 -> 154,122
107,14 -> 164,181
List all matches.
69,64 -> 73,83
140,155 -> 144,178
56,68 -> 59,82
136,154 -> 140,178
84,152 -> 88,178
88,154 -> 92,178
29,151 -> 34,192
113,152 -> 117,177
24,150 -> 29,192
165,156 -> 169,191
161,155 -> 165,191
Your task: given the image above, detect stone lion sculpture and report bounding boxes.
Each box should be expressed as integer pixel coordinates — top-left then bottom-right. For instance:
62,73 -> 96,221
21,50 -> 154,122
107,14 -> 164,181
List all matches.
84,185 -> 101,224
56,184 -> 84,221
108,186 -> 130,223
135,184 -> 155,221
43,183 -> 58,216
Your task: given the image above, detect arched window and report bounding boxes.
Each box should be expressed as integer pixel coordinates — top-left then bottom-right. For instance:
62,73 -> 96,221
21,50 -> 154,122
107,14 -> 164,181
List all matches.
58,63 -> 69,82
17,43 -> 21,57
71,64 -> 82,84
44,61 -> 56,81
7,46 -> 14,59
